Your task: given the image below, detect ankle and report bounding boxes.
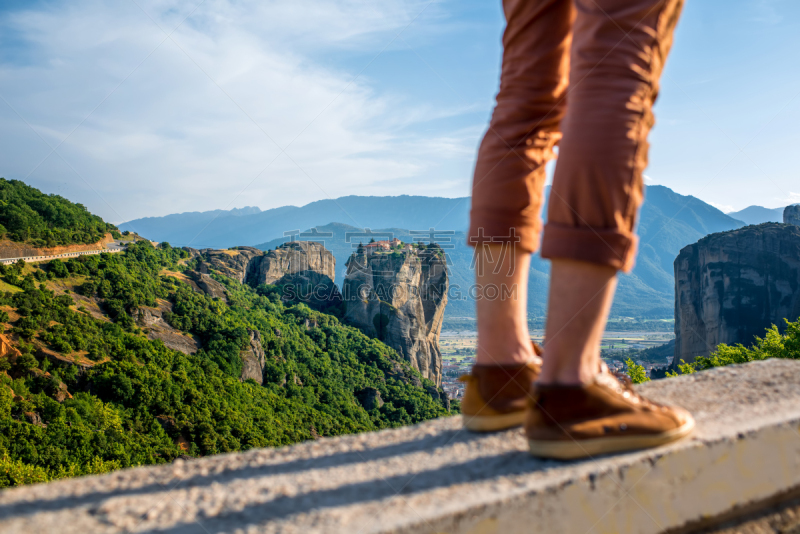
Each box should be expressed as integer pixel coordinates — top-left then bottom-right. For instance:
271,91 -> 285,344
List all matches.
537,358 -> 600,386
475,340 -> 534,366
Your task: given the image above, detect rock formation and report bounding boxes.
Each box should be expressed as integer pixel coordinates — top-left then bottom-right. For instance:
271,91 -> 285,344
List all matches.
190,271 -> 228,302
0,333 -> 21,360
356,387 -> 384,411
184,242 -> 340,309
24,411 -> 45,427
240,330 -> 266,385
342,243 -> 448,385
785,205 -> 800,227
426,384 -> 450,411
673,223 -> 800,367
197,247 -> 264,284
252,241 -> 340,308
135,303 -> 201,355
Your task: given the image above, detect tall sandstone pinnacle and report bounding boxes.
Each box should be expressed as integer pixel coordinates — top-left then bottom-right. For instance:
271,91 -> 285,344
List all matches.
785,205 -> 800,227
342,243 -> 448,386
673,223 -> 800,367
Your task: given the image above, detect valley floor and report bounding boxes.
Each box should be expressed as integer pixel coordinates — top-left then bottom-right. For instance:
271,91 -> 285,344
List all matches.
439,330 -> 675,400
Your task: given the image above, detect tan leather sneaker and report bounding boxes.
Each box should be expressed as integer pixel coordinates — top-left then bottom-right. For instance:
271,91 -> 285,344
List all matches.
525,372 -> 694,459
459,343 -> 542,432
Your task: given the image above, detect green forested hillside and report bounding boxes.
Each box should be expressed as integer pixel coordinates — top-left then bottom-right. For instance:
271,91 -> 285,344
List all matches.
0,178 -> 117,246
0,242 -> 452,488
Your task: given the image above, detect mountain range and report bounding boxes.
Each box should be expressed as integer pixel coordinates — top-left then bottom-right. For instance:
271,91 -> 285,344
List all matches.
121,196 -> 470,250
121,186 -> 749,321
726,205 -> 787,225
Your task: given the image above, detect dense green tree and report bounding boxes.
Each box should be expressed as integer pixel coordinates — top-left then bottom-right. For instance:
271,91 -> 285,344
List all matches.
0,242 -> 454,488
0,178 -> 116,246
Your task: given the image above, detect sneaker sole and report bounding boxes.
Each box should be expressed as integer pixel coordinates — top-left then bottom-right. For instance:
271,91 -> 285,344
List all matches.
463,411 -> 526,432
527,418 -> 695,459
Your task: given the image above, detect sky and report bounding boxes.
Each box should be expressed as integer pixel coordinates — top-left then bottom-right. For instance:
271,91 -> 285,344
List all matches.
1,0 -> 799,223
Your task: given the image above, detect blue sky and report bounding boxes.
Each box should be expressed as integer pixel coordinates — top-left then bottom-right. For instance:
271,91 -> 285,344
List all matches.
0,0 -> 798,223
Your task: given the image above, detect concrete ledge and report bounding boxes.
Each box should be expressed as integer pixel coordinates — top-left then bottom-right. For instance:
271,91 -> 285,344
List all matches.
1,360 -> 800,533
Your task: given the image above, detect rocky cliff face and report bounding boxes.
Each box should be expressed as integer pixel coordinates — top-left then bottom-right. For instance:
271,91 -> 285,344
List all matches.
197,247 -> 264,284
0,333 -> 21,360
189,271 -> 228,303
251,242 -> 340,308
135,303 -> 201,355
674,223 -> 800,366
240,330 -> 266,385
185,242 -> 340,309
342,244 -> 448,386
785,205 -> 800,227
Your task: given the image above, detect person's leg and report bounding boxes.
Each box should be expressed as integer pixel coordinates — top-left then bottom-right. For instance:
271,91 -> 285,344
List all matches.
474,244 -> 533,366
537,259 -> 617,384
462,0 -> 573,432
539,0 -> 685,383
469,0 -> 573,368
526,0 -> 693,458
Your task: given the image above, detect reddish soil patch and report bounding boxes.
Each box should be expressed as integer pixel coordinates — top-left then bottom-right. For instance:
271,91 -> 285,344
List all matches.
0,233 -> 115,260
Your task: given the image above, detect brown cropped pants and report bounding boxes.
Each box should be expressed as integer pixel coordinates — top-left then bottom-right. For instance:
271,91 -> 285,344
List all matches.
468,0 -> 684,272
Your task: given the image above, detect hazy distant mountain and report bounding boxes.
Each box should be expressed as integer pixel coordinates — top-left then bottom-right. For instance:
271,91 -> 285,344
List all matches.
727,205 -> 785,225
123,186 -> 743,320
633,186 -> 747,297
120,196 -> 469,249
121,206 -> 263,245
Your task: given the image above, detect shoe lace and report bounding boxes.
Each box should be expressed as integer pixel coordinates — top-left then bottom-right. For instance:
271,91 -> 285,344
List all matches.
608,371 -> 656,407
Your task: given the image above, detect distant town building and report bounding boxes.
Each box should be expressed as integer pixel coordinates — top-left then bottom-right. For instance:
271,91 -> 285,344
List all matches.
363,238 -> 405,253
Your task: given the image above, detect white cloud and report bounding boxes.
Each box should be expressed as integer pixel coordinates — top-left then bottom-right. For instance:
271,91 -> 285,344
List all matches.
771,192 -> 800,208
0,0 -> 475,223
707,201 -> 735,213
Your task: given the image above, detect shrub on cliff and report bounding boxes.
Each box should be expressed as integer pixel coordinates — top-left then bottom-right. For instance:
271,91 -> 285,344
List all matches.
669,319 -> 800,376
624,359 -> 650,384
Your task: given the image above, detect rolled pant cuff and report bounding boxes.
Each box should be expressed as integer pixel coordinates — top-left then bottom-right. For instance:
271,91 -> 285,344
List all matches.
467,211 -> 541,253
541,222 -> 637,272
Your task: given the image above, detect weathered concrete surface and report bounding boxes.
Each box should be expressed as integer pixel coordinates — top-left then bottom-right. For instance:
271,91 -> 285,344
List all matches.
699,492 -> 800,533
2,360 -> 800,534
